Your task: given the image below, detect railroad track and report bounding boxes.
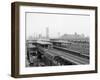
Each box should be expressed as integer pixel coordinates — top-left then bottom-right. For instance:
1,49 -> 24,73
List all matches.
47,48 -> 89,65
53,46 -> 89,59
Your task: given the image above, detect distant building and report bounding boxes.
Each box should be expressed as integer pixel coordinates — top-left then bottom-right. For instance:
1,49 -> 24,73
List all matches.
60,33 -> 89,42
58,32 -> 60,38
39,34 -> 42,39
46,27 -> 49,39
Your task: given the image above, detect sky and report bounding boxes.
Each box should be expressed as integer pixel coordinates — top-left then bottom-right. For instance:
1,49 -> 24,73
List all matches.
26,12 -> 90,39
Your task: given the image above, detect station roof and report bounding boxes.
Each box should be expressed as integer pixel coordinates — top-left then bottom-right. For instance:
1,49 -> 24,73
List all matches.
27,40 -> 37,43
52,40 -> 71,44
37,41 -> 52,45
27,44 -> 36,48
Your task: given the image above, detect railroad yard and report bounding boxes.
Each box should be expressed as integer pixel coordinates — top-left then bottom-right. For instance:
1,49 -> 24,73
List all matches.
26,39 -> 89,67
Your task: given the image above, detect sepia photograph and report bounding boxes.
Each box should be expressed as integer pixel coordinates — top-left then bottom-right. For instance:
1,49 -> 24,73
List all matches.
25,12 -> 90,67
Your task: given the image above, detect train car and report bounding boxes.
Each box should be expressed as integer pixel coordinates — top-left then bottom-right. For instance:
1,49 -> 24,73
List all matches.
42,51 -> 58,66
38,46 -> 73,66
27,43 -> 38,65
36,40 -> 74,66
42,51 -> 74,66
50,40 -> 72,48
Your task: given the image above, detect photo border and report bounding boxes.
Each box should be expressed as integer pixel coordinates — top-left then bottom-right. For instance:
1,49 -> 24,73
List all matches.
11,2 -> 98,78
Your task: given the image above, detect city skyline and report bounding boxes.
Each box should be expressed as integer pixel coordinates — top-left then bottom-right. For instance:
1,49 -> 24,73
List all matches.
27,29 -> 89,40
26,12 -> 90,39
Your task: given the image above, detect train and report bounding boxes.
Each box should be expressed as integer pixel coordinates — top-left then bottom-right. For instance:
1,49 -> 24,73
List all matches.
50,39 -> 89,59
26,39 -> 89,67
37,41 -> 74,66
26,40 -> 38,66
